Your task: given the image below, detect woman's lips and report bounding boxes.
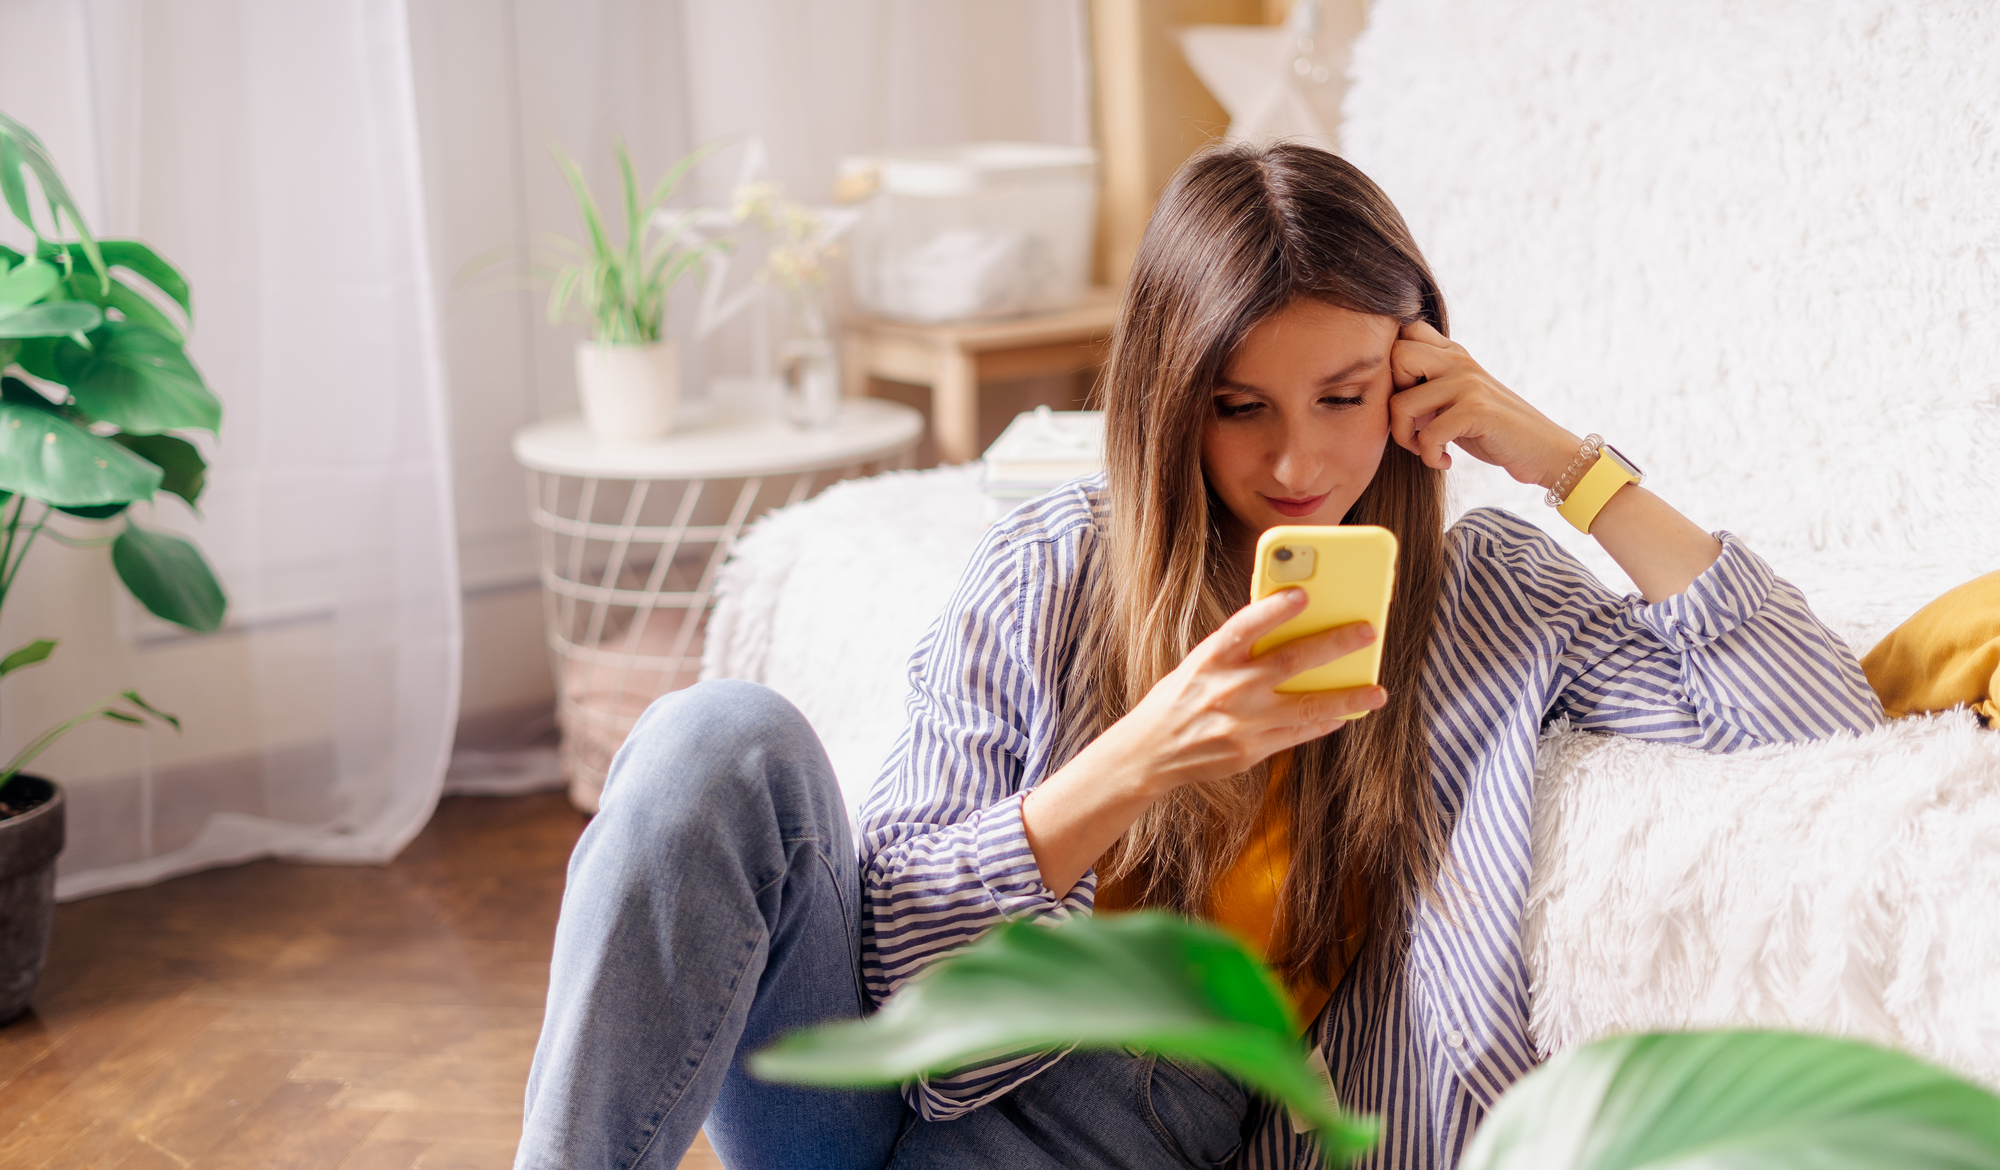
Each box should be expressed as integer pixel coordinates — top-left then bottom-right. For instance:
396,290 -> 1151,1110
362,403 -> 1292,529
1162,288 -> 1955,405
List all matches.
1264,492 -> 1330,518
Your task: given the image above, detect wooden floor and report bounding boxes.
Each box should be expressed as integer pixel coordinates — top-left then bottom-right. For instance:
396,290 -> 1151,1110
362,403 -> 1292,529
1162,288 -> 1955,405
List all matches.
0,793 -> 723,1170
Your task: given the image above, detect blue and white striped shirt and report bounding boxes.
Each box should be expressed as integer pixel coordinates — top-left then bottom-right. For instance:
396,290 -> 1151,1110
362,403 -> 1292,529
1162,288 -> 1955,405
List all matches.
858,476 -> 1881,1168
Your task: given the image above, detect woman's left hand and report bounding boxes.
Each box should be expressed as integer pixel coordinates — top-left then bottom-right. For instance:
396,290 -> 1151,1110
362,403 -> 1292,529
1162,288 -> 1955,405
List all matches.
1388,320 -> 1579,489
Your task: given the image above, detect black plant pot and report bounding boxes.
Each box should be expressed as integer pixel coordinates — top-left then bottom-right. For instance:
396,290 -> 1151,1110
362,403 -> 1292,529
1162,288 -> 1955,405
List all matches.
0,775 -> 63,1025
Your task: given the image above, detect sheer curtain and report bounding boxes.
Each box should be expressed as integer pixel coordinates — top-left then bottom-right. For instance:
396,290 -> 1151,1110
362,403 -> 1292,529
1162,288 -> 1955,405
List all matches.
0,0 -> 461,897
0,0 -> 1089,897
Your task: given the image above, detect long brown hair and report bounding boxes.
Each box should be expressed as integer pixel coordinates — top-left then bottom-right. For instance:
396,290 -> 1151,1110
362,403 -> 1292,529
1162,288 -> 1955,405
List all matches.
1073,141 -> 1451,990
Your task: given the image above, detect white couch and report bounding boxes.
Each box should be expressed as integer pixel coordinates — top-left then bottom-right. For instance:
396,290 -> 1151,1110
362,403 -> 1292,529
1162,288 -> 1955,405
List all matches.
704,0 -> 2000,1089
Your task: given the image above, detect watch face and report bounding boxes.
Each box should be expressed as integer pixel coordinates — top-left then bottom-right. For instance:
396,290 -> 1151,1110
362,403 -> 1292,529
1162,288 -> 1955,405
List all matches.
1602,444 -> 1644,481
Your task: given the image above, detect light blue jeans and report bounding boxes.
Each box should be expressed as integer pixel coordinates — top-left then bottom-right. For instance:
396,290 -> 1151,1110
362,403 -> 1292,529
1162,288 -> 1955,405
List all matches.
516,680 -> 1248,1170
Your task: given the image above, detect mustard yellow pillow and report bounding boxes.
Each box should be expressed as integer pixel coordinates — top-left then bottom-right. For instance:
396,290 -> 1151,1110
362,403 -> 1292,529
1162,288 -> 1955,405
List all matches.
1861,570 -> 2000,724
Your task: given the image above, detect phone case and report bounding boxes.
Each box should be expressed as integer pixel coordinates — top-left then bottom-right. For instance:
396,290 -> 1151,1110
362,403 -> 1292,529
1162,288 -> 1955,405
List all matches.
1248,525 -> 1398,696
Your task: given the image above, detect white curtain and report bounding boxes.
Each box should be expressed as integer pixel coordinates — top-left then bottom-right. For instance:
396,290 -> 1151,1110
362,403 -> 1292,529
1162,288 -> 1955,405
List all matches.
0,0 -> 1088,896
0,0 -> 461,897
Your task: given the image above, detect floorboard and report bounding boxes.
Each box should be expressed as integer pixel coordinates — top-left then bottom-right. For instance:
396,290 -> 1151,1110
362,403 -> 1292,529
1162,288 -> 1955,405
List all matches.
0,793 -> 724,1169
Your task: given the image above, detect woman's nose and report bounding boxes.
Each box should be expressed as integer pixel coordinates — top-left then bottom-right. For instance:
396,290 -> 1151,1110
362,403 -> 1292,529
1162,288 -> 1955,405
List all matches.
1270,440 -> 1321,491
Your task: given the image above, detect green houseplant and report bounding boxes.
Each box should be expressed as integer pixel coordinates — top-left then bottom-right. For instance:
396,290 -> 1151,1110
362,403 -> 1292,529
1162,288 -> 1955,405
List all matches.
544,140 -> 719,442
0,109 -> 226,1022
757,912 -> 2000,1168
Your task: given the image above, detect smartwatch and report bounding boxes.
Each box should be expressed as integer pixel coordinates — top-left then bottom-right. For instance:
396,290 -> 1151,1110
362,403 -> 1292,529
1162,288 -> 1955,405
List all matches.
1556,444 -> 1644,534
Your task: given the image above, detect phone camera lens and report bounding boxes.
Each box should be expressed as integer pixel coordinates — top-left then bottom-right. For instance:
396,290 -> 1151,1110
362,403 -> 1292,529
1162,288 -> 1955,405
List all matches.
1274,547 -> 1293,562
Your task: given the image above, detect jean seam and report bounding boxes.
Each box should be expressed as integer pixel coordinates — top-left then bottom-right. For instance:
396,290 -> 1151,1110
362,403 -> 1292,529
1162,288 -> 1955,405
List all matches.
622,924 -> 763,1170
1158,1055 -> 1244,1113
811,842 -> 873,1014
1138,1052 -> 1243,1170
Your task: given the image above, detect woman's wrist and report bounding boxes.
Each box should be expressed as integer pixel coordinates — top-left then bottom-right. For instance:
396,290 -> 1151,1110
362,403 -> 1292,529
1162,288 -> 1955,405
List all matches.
1535,427 -> 1589,493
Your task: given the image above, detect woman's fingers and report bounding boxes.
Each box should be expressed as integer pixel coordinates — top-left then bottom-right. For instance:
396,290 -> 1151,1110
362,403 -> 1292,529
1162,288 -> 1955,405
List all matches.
1388,376 -> 1458,454
1254,620 -> 1376,684
1398,318 -> 1454,349
1391,336 -> 1455,392
1209,586 -> 1311,661
1269,685 -> 1389,745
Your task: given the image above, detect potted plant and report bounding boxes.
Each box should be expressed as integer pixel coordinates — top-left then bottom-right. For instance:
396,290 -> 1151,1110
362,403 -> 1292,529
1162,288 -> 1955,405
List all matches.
545,141 -> 719,442
0,110 -> 226,1023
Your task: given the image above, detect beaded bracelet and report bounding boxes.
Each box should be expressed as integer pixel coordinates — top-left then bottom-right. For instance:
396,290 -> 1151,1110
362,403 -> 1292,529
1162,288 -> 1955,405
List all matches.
1544,434 -> 1605,508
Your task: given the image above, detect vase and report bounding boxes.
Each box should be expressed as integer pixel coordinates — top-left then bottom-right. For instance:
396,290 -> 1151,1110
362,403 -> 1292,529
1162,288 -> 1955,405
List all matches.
0,775 -> 63,1025
779,289 -> 841,430
575,339 -> 679,442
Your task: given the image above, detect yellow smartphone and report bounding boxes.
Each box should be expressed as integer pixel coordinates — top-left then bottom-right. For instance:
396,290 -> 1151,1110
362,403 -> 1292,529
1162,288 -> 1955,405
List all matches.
1248,525 -> 1398,700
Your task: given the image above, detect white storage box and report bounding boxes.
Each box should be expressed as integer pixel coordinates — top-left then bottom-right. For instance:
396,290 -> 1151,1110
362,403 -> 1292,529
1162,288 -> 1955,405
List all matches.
839,142 -> 1097,324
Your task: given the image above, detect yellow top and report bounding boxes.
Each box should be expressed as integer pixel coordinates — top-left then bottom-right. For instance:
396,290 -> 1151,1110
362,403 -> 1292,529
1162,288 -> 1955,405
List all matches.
1861,570 -> 2000,724
1205,751 -> 1366,1029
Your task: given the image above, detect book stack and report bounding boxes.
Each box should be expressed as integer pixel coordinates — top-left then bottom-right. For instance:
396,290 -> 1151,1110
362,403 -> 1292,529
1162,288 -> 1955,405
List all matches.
980,406 -> 1105,506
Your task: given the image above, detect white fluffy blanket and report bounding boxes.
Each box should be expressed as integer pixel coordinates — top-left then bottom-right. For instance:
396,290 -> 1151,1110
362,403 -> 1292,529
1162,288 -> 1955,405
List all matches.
1332,0 -> 2000,1085
701,466 -> 994,807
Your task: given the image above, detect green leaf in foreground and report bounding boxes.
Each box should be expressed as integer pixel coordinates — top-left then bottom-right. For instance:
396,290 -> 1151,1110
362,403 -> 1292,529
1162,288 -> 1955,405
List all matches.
111,520 -> 226,632
751,911 -> 1379,1164
1460,1030 -> 2000,1170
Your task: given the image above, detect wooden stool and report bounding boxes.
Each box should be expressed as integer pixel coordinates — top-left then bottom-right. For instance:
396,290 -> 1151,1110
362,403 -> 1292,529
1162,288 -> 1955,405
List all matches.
841,287 -> 1120,464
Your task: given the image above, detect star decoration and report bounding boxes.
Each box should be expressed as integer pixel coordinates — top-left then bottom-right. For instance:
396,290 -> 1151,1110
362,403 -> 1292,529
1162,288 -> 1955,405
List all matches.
1178,0 -> 1365,152
657,138 -> 861,342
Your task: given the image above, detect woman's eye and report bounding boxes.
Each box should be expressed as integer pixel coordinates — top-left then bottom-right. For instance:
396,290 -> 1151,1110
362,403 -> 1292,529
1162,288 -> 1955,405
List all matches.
1214,398 -> 1262,418
1319,394 -> 1367,408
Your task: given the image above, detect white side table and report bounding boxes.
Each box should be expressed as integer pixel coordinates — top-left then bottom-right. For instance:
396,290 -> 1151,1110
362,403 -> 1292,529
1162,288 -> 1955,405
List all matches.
512,399 -> 924,809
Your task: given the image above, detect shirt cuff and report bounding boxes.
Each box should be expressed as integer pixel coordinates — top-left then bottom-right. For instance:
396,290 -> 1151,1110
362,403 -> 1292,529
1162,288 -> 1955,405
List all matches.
1635,531 -> 1776,650
972,789 -> 1092,920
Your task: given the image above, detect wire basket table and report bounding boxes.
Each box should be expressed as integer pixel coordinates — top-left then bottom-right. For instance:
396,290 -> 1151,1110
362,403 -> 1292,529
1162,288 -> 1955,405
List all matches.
512,399 -> 924,810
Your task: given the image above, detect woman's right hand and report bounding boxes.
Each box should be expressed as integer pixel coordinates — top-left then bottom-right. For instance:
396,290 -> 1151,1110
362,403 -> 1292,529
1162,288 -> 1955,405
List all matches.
1105,587 -> 1386,797
1021,587 -> 1384,897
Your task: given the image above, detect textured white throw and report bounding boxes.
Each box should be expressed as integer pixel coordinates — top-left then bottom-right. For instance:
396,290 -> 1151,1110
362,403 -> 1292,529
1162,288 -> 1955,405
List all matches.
1338,0 -> 2000,1084
705,0 -> 2000,1091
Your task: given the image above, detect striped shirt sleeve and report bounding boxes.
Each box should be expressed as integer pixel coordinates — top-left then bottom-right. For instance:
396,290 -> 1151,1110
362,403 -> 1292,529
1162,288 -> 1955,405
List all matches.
857,503 -> 1097,1117
1462,510 -> 1883,748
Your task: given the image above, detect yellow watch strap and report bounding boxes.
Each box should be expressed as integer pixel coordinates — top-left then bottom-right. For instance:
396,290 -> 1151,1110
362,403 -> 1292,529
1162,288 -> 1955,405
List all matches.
1557,452 -> 1638,534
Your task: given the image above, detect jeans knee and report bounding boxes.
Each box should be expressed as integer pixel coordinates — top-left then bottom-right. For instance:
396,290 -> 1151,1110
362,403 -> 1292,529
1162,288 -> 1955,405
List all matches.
600,681 -> 829,836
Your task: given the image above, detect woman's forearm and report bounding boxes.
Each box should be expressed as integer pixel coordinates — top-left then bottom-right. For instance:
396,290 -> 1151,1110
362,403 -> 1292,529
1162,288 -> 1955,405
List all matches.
1580,484 -> 1723,602
1019,718 -> 1164,898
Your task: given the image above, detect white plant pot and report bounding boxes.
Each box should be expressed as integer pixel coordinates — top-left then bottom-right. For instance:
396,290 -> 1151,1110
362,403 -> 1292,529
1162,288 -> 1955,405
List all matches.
575,339 -> 679,442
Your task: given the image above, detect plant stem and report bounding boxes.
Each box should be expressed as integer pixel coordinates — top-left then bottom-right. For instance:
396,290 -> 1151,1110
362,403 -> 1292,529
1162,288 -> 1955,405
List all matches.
0,494 -> 22,619
39,526 -> 117,550
1,502 -> 50,597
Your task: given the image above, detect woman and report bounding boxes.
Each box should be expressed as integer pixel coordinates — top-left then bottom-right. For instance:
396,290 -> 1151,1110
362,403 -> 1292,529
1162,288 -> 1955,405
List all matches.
517,143 -> 1881,1170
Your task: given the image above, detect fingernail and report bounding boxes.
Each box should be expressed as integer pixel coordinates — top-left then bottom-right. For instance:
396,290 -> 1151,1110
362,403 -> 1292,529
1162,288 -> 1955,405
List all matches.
1369,687 -> 1388,708
1360,624 -> 1377,642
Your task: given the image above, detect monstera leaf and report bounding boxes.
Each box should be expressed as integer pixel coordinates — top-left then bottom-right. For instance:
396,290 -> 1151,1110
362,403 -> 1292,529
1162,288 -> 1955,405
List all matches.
0,399 -> 161,507
111,520 -> 226,632
0,110 -> 106,289
54,319 -> 220,434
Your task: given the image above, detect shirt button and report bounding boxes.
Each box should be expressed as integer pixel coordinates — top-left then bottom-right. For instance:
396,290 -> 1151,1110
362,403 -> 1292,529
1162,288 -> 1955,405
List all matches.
1445,1030 -> 1466,1049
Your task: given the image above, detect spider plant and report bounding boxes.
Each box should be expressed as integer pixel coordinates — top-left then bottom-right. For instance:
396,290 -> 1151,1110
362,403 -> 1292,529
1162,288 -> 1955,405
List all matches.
545,139 -> 723,344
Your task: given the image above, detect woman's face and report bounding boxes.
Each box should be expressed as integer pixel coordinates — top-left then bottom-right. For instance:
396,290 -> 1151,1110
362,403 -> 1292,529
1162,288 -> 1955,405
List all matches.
1201,298 -> 1399,537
